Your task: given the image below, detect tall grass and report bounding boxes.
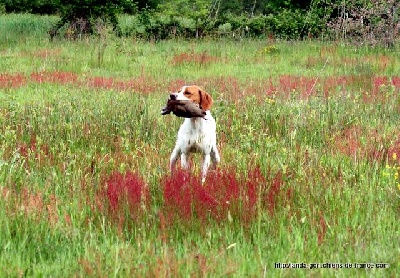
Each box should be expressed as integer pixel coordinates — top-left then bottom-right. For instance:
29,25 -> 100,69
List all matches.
0,14 -> 58,47
0,14 -> 399,276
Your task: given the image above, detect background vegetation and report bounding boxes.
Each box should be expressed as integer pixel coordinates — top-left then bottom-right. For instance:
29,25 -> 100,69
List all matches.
0,0 -> 399,43
0,12 -> 399,276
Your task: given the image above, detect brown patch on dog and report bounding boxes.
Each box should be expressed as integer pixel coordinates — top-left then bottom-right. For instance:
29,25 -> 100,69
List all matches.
181,86 -> 213,110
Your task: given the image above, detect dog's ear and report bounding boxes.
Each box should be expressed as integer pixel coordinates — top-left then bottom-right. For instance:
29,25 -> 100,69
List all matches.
199,88 -> 213,110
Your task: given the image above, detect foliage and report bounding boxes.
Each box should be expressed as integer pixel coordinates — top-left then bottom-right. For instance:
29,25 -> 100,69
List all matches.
0,13 -> 57,46
47,0 -> 136,39
120,0 -> 336,39
157,0 -> 210,38
327,0 -> 400,47
0,0 -> 60,14
2,0 -> 398,41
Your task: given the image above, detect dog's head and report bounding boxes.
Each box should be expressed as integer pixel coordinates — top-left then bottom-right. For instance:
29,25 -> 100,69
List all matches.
169,85 -> 213,111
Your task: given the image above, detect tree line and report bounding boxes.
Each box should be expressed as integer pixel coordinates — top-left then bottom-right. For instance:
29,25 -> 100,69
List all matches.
0,0 -> 399,43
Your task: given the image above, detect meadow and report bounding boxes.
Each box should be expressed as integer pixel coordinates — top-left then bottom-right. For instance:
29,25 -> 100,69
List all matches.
0,14 -> 399,276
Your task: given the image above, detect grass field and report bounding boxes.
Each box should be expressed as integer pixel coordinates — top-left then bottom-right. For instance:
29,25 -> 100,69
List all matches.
0,14 -> 399,276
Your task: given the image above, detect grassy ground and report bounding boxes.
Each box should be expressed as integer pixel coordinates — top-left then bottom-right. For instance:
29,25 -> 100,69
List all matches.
0,14 -> 399,276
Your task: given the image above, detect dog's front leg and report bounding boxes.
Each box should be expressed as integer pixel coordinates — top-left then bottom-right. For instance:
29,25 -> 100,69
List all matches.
201,153 -> 211,183
180,153 -> 190,170
170,147 -> 180,173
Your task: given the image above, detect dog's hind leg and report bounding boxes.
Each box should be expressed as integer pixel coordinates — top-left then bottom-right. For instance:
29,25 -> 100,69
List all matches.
210,145 -> 220,170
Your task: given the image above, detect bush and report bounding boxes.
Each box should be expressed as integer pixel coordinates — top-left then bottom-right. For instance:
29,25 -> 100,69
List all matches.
327,0 -> 400,47
49,0 -> 134,39
0,3 -> 5,14
0,0 -> 60,14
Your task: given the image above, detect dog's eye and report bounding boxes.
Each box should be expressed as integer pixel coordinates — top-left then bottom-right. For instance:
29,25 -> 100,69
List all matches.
184,92 -> 191,95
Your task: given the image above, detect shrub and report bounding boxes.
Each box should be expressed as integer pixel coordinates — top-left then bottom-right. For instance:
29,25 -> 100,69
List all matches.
327,0 -> 400,47
49,0 -> 133,39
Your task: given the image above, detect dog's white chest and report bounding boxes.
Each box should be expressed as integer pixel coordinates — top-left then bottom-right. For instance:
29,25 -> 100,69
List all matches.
177,116 -> 215,153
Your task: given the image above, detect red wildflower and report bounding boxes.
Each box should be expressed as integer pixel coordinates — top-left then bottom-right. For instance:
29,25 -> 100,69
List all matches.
392,77 -> 400,89
317,214 -> 327,245
0,73 -> 26,88
30,71 -> 78,84
162,170 -> 197,223
104,171 -> 149,223
372,76 -> 389,93
265,171 -> 283,215
171,51 -> 218,66
161,166 -> 269,226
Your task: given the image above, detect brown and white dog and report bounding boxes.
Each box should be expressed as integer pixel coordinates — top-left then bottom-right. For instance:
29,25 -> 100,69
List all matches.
168,85 -> 220,182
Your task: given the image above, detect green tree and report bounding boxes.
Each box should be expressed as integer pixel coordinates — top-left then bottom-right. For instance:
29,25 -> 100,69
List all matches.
136,0 -> 160,10
0,0 -> 60,14
49,0 -> 133,39
157,0 -> 211,38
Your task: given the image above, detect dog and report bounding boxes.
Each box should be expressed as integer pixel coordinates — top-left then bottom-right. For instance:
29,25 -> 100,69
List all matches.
167,85 -> 220,182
